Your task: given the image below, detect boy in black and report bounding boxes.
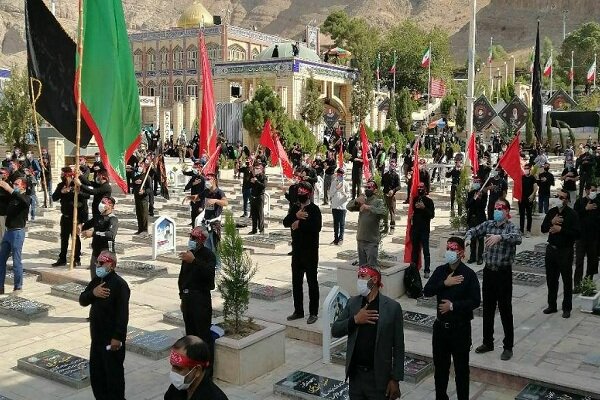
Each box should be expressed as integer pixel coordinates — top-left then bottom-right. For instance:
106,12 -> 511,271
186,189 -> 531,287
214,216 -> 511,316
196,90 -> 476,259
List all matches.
446,160 -> 462,216
465,177 -> 487,264
519,164 -> 538,237
537,162 -> 554,214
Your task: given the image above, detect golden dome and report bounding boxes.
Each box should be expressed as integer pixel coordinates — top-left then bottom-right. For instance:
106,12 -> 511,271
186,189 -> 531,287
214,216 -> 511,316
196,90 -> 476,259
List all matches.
177,1 -> 214,28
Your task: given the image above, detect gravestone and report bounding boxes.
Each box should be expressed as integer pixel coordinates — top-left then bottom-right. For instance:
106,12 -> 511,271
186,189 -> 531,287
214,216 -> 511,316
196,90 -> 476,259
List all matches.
117,211 -> 138,220
476,270 -> 545,287
126,326 -> 175,360
336,250 -> 358,261
322,286 -> 350,363
534,242 -> 548,253
5,270 -> 37,285
515,383 -> 597,400
0,296 -> 53,321
321,281 -> 336,288
336,249 -> 397,268
17,349 -> 89,389
273,371 -> 348,400
268,231 -> 291,240
243,236 -> 284,250
28,231 -> 59,243
118,261 -> 167,277
152,216 -> 177,260
119,220 -> 140,231
162,309 -> 222,327
513,251 -> 546,274
50,282 -> 87,301
324,220 -> 358,231
156,251 -> 182,265
114,242 -> 142,255
249,282 -> 291,301
403,311 -> 436,333
31,219 -> 55,228
131,233 -> 152,244
391,236 -> 404,245
417,296 -> 485,317
38,249 -> 62,260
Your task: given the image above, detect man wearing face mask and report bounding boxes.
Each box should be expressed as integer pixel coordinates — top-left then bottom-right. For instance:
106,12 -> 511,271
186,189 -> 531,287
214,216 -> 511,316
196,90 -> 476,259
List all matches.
518,164 -> 538,237
573,184 -> 600,292
347,180 -> 387,266
537,162 -> 555,214
238,159 -> 253,218
331,265 -> 404,400
485,168 -> 508,220
79,250 -> 129,400
576,145 -> 595,198
165,336 -> 228,400
132,164 -> 152,234
184,161 -> 206,226
0,178 -> 31,294
283,182 -> 322,324
323,151 -> 337,205
178,226 -> 217,375
80,197 -> 119,279
423,237 -> 481,400
465,177 -> 487,264
199,174 -> 228,258
561,161 -> 578,207
92,152 -> 104,181
329,168 -> 349,245
410,182 -> 436,278
0,168 -> 10,241
446,160 -> 463,216
418,158 -> 431,194
382,162 -> 400,231
541,189 -> 580,318
465,199 -> 521,361
76,169 -> 112,219
249,163 -> 266,235
351,143 -> 364,199
1,152 -> 12,168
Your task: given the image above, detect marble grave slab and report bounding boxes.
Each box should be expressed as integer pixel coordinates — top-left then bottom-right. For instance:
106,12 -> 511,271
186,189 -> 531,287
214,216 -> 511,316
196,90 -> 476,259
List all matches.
17,349 -> 89,389
403,310 -> 435,333
515,383 -> 597,400
249,282 -> 291,301
513,251 -> 546,274
162,309 -> 222,327
50,282 -> 87,301
0,296 -> 53,321
126,326 -> 175,360
119,261 -> 167,277
476,270 -> 545,287
273,370 -> 348,400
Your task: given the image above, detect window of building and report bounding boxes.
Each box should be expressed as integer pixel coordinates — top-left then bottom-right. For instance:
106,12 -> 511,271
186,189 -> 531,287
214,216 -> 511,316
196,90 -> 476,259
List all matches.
207,43 -> 221,61
187,80 -> 197,97
137,82 -> 143,96
147,84 -> 156,97
251,48 -> 260,60
173,46 -> 184,70
173,80 -> 184,102
159,48 -> 169,70
147,50 -> 156,72
159,82 -> 169,103
187,46 -> 197,69
134,50 -> 143,70
228,44 -> 246,61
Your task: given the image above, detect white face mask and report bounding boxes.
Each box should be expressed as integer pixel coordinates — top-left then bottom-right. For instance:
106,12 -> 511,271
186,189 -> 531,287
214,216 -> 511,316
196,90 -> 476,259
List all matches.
589,191 -> 597,200
98,203 -> 107,214
549,197 -> 562,209
169,368 -> 195,390
356,279 -> 371,297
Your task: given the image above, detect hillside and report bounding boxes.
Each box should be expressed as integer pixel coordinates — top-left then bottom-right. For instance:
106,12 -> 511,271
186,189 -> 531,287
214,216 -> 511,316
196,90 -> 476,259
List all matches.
1,0 -> 599,69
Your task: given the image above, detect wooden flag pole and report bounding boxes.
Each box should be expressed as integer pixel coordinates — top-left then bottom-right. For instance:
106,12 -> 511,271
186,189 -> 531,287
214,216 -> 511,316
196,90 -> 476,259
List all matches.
29,78 -> 49,209
70,0 -> 85,271
140,162 -> 154,189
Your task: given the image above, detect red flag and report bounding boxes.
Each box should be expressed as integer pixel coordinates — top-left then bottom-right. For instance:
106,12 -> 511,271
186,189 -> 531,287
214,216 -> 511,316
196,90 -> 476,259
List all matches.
498,133 -> 523,201
359,123 -> 372,180
259,119 -> 278,166
337,145 -> 344,168
274,135 -> 294,178
467,132 -> 479,176
404,140 -> 421,266
202,145 -> 221,176
429,78 -> 446,98
199,31 -> 217,158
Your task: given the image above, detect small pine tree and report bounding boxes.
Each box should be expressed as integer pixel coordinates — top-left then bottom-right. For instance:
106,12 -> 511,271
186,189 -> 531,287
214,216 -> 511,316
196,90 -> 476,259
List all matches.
450,166 -> 470,231
217,212 -> 257,334
525,109 -> 534,145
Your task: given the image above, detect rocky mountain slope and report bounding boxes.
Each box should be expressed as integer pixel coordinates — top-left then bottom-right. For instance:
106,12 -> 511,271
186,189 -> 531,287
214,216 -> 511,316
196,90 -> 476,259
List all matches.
1,0 -> 599,69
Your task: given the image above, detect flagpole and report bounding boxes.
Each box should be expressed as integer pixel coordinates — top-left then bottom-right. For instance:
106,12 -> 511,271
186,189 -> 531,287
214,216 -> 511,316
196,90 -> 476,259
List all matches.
376,52 -> 381,93
488,36 -> 493,92
550,48 -> 553,96
465,0 -> 477,165
392,50 -> 397,95
29,78 -> 49,209
427,42 -> 431,126
570,50 -> 574,98
595,53 -> 597,90
70,0 -> 85,271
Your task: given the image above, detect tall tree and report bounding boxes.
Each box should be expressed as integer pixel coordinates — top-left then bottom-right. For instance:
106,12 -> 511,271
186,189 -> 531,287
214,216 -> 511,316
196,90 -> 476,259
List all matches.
558,22 -> 600,86
395,87 -> 416,133
301,74 -> 324,133
242,82 -> 286,139
0,68 -> 34,149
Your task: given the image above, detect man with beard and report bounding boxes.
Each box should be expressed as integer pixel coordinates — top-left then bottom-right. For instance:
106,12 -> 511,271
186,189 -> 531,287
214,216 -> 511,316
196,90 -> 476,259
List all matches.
80,196 -> 119,278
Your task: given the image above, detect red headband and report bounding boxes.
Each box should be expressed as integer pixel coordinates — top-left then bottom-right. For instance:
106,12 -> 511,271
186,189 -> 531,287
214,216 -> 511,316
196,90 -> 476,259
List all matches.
170,350 -> 209,369
297,186 -> 311,195
357,266 -> 383,287
494,203 -> 511,219
97,252 -> 116,264
190,227 -> 208,242
446,242 -> 464,251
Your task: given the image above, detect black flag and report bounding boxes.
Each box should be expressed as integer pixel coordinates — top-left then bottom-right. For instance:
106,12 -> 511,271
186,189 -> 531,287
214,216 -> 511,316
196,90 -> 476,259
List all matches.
25,0 -> 93,147
532,20 -> 543,142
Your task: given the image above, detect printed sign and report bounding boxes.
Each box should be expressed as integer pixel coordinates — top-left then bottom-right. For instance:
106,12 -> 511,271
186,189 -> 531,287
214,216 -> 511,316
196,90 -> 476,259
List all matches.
322,285 -> 350,363
152,216 -> 176,260
473,95 -> 497,132
499,96 -> 529,133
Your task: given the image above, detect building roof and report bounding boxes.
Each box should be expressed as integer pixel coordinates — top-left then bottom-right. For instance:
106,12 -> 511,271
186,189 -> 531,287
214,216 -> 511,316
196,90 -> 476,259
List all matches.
256,42 -> 320,63
177,1 -> 214,29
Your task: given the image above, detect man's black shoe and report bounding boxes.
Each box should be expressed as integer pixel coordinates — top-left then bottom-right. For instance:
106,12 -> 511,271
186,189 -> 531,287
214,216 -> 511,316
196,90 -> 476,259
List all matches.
543,307 -> 558,314
52,260 -> 67,267
467,258 -> 476,263
475,344 -> 493,354
286,313 -> 304,321
477,259 -> 484,265
562,310 -> 571,318
500,349 -> 513,361
307,315 -> 318,324
248,231 -> 257,235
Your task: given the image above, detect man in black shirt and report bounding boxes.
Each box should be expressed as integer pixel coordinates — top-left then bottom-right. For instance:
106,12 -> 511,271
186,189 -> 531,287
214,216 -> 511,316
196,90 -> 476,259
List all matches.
485,169 -> 508,220
81,196 -> 119,279
79,250 -> 130,400
446,160 -> 462,216
519,164 -> 538,237
576,145 -> 595,198
423,237 -> 481,400
382,161 -> 401,230
91,152 -> 105,181
239,160 -> 252,217
184,162 -> 206,226
331,265 -> 404,400
537,162 -> 554,214
0,168 -> 11,240
573,184 -> 599,291
465,177 -> 487,264
0,177 -> 31,294
249,163 -> 266,235
77,169 -> 112,219
418,158 -> 431,194
322,151 -> 337,205
561,162 -> 578,207
541,189 -> 581,318
132,164 -> 152,234
351,143 -> 364,199
410,182 -> 435,278
178,226 -> 217,374
283,182 -> 322,324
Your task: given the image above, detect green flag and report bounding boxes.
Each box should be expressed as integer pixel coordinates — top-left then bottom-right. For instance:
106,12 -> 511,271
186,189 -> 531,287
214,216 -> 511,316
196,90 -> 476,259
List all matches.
76,0 -> 141,192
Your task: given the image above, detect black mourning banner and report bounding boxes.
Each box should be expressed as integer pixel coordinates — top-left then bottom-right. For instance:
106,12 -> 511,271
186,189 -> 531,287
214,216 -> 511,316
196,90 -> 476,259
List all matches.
546,88 -> 577,110
25,0 -> 93,147
323,107 -> 340,129
499,96 -> 529,133
473,95 -> 497,131
549,111 -> 600,129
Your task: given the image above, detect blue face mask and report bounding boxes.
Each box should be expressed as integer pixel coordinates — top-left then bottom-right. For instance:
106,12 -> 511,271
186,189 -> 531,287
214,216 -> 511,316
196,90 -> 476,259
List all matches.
188,240 -> 197,250
444,250 -> 458,265
96,266 -> 109,278
493,209 -> 505,222
472,183 -> 481,190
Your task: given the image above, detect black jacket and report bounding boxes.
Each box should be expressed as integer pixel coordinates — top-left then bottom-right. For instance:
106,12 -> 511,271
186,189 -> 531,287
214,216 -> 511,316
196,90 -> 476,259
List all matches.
541,205 -> 580,248
381,171 -> 400,194
573,196 -> 600,241
5,190 -> 31,229
411,195 -> 435,232
178,246 -> 217,293
79,180 -> 112,217
466,190 -> 488,227
283,202 -> 322,261
52,181 -> 89,221
250,173 -> 266,197
82,214 -> 119,256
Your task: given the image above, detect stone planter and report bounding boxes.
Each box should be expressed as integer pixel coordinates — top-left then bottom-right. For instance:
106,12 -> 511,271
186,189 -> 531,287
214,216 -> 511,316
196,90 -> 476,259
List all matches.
579,291 -> 600,313
214,320 -> 285,385
336,262 -> 408,299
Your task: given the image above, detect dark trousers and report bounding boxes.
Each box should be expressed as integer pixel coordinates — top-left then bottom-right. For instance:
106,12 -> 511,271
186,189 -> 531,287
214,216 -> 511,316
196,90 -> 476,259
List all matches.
348,368 -> 385,400
575,239 -> 599,287
546,245 -> 574,311
135,198 -> 148,232
89,342 -> 126,400
242,187 -> 251,215
250,195 -> 264,233
518,200 -> 533,233
468,235 -> 484,261
291,256 -> 319,316
410,228 -> 431,272
351,173 -> 362,199
384,195 -> 396,227
538,193 -> 550,214
450,185 -> 462,215
148,188 -> 155,216
181,292 -> 214,378
323,174 -> 333,204
126,174 -> 133,194
482,268 -> 514,350
59,215 -> 81,262
332,209 -> 346,243
580,174 -> 591,198
191,201 -> 202,227
433,321 -> 471,400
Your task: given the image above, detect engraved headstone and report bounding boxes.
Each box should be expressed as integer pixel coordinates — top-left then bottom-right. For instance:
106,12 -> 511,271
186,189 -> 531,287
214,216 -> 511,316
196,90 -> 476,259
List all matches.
162,309 -> 222,327
118,261 -> 167,277
114,242 -> 142,255
243,236 -> 284,250
17,349 -> 90,389
476,270 -> 545,287
249,282 -> 291,301
5,270 -> 37,285
0,296 -> 53,321
403,311 -> 435,333
31,219 -> 55,228
50,282 -> 87,301
515,383 -> 596,400
28,231 -> 59,243
513,251 -> 546,274
321,281 -> 336,288
126,327 -> 175,360
273,371 -> 348,400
